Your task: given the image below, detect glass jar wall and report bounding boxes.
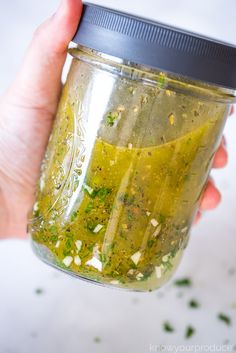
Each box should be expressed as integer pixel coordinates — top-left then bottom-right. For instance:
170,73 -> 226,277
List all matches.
29,47 -> 235,291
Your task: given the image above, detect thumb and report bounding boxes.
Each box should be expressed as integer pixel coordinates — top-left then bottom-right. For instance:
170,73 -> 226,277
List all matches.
6,0 -> 82,115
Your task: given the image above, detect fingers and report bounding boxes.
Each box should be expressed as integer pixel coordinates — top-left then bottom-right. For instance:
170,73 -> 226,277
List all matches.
194,210 -> 202,224
33,0 -> 82,55
200,179 -> 221,211
194,179 -> 221,224
7,0 -> 83,113
212,138 -> 228,168
194,104 -> 234,226
212,104 -> 234,169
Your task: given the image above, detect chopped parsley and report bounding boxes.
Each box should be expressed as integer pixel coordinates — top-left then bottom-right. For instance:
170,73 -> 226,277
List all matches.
119,193 -> 135,206
188,299 -> 200,308
157,72 -> 167,89
174,278 -> 192,287
86,221 -> 97,233
96,187 -> 111,201
218,313 -> 231,326
147,239 -> 155,248
106,112 -> 119,126
127,209 -> 135,221
35,288 -> 44,295
71,211 -> 78,222
85,202 -> 94,213
158,213 -> 166,224
93,336 -> 101,343
185,326 -> 195,339
163,321 -> 174,333
84,186 -> 111,200
99,253 -> 107,264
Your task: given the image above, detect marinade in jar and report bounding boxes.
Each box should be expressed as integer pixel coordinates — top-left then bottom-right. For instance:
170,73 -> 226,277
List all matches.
29,53 -> 227,291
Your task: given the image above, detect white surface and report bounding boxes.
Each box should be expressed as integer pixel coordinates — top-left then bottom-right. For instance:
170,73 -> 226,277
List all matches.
0,0 -> 236,352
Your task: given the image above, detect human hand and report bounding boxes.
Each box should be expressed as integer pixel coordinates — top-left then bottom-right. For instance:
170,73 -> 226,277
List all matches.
194,107 -> 234,223
0,0 -> 82,238
0,0 -> 231,239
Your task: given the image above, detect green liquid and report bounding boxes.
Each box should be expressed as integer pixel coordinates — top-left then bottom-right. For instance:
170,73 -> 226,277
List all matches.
30,119 -> 218,291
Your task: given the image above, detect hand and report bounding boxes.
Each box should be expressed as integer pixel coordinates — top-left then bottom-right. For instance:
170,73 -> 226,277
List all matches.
0,0 -> 231,239
0,0 -> 82,238
194,107 -> 234,224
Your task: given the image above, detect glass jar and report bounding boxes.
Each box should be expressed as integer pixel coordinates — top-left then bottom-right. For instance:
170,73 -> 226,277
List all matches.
28,4 -> 236,291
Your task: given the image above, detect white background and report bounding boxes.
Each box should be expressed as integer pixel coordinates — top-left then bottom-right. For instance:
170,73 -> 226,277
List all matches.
0,1 -> 236,352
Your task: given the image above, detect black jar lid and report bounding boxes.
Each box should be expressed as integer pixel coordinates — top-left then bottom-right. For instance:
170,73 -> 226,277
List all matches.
73,3 -> 236,90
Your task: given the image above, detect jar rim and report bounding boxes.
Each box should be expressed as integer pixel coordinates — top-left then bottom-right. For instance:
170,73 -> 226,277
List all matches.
72,3 -> 236,91
69,47 -> 236,104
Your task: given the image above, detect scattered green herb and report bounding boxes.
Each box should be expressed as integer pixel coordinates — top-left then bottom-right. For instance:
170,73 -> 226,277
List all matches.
86,221 -> 97,233
87,243 -> 94,252
119,193 -> 135,206
158,214 -> 166,224
49,225 -> 57,234
139,269 -> 153,281
71,211 -> 78,222
147,239 -> 155,248
157,73 -> 167,89
127,210 -> 135,221
170,245 -> 179,258
85,186 -> 111,200
96,187 -> 111,201
93,336 -> 101,343
119,231 -> 127,240
33,209 -> 40,218
163,321 -> 174,333
163,259 -> 173,272
174,278 -> 192,287
99,253 -> 107,264
106,112 -> 119,126
218,313 -> 231,326
73,173 -> 80,188
85,202 -> 94,213
35,288 -> 44,295
185,326 -> 195,339
184,174 -> 191,182
188,299 -> 200,308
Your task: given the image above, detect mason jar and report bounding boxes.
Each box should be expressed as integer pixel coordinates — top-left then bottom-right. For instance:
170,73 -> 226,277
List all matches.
28,4 -> 236,291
